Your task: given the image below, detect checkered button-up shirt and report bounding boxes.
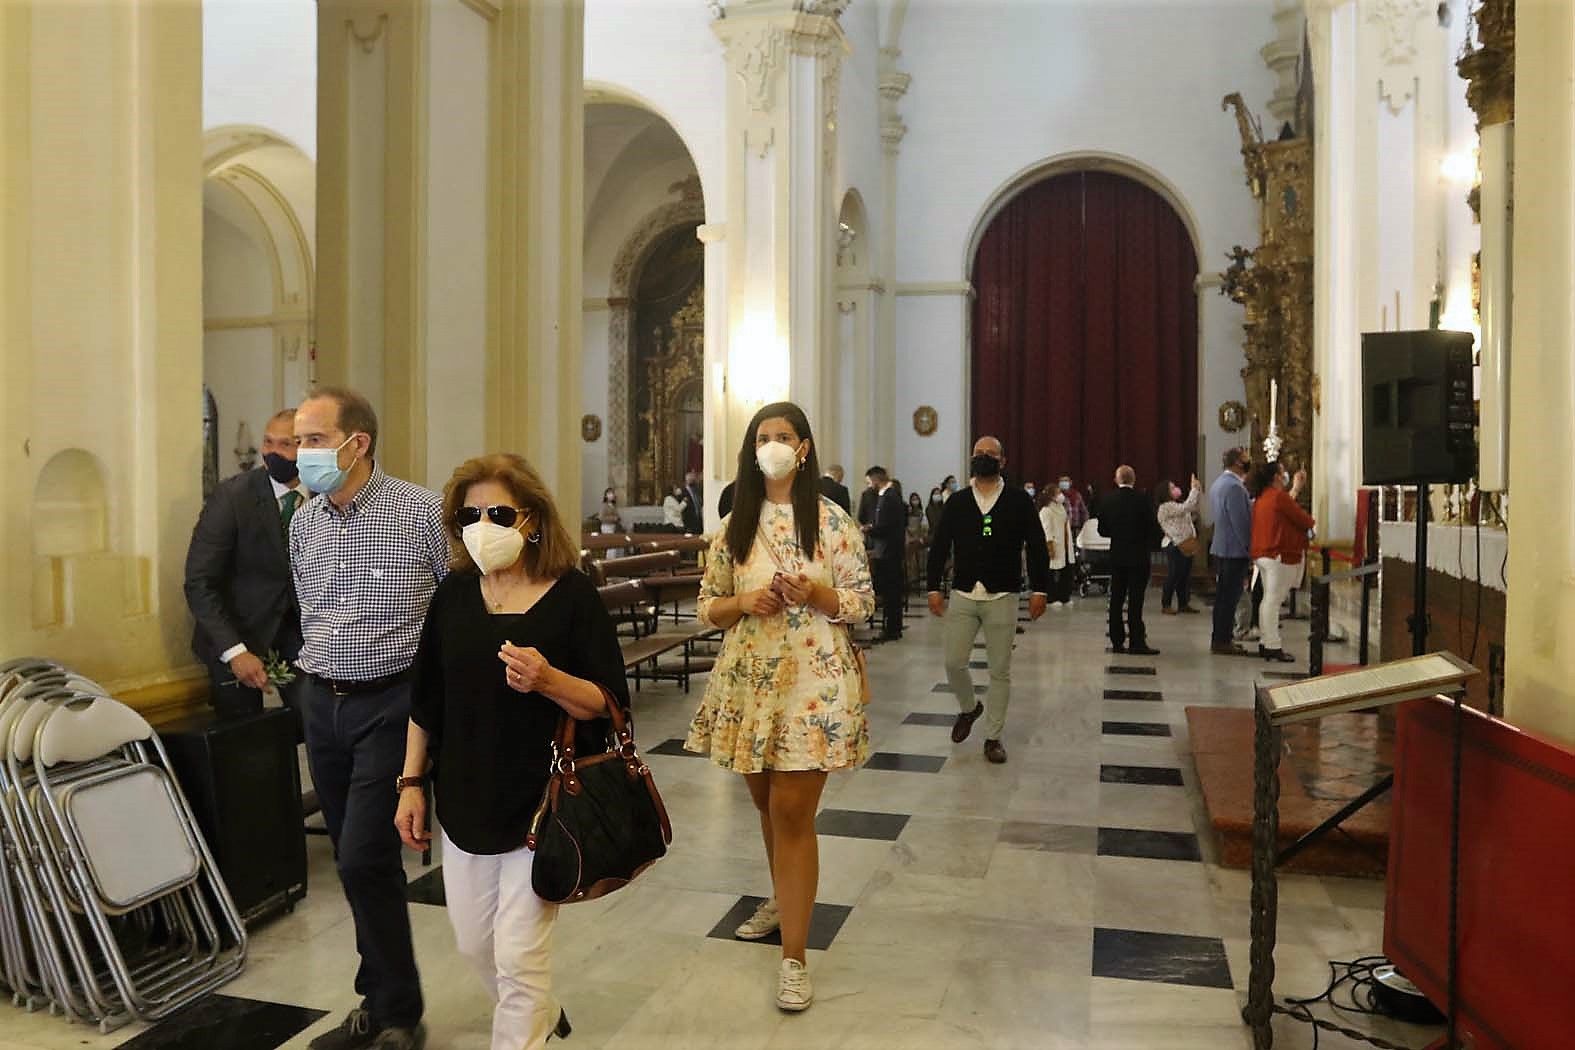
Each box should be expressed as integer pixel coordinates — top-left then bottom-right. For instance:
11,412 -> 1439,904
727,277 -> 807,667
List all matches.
289,463 -> 449,682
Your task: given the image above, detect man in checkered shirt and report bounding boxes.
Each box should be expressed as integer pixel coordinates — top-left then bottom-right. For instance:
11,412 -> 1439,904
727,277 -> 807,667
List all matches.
290,387 -> 447,1050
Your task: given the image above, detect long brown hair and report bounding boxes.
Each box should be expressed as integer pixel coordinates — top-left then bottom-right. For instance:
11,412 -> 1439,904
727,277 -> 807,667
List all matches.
724,401 -> 823,565
440,453 -> 581,578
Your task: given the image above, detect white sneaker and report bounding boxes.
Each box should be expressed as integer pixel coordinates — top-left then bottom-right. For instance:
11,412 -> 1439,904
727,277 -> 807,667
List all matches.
735,898 -> 781,940
777,958 -> 813,1012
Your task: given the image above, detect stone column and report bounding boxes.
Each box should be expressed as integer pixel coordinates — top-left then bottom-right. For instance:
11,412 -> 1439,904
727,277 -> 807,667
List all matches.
876,45 -> 909,476
489,0 -> 585,504
712,2 -> 847,440
318,0 -> 584,500
1503,0 -> 1573,742
0,0 -> 207,713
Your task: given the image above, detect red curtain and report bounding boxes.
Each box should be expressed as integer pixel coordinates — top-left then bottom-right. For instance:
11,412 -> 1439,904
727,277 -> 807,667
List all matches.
971,171 -> 1199,494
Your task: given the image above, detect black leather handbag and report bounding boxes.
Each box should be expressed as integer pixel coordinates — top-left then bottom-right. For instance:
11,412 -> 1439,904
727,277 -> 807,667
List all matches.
525,695 -> 672,904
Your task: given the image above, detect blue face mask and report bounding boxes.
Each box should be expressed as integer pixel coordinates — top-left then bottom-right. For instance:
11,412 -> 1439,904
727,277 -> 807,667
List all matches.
296,435 -> 359,494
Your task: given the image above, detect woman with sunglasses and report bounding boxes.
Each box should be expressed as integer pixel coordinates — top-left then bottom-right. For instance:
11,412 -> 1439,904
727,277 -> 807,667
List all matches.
395,453 -> 629,1050
685,401 -> 874,1013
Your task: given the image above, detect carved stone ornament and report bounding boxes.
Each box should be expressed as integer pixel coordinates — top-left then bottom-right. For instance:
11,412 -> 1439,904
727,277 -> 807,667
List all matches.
1367,0 -> 1431,113
912,405 -> 938,437
1218,400 -> 1248,433
731,25 -> 787,115
581,414 -> 602,443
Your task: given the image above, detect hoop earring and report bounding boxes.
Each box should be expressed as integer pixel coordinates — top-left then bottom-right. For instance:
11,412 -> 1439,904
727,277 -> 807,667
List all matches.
527,531 -> 541,544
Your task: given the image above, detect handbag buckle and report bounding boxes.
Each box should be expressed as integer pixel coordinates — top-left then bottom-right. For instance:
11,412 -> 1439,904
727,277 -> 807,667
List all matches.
551,743 -> 576,775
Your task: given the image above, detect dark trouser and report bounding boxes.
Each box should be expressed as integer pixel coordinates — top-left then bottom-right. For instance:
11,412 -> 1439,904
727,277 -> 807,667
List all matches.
1108,563 -> 1149,649
1162,546 -> 1194,610
1212,556 -> 1250,646
1047,566 -> 1074,603
875,556 -> 905,637
301,676 -> 423,1029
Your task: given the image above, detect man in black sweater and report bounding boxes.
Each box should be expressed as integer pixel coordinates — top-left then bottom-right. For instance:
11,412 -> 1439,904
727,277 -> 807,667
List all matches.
927,437 -> 1050,764
1097,464 -> 1161,655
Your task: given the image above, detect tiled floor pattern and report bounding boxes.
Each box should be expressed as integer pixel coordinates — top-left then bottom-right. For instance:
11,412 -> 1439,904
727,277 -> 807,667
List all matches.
2,594 -> 1441,1049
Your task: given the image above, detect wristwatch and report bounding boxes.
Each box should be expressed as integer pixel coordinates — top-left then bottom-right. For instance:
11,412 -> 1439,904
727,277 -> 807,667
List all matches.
394,774 -> 425,793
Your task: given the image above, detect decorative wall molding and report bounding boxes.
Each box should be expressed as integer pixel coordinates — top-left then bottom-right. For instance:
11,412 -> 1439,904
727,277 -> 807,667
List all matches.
346,14 -> 388,55
900,281 -> 970,297
1260,0 -> 1305,128
583,298 -> 612,312
822,49 -> 843,176
730,24 -> 787,115
204,312 -> 310,331
837,277 -> 887,295
1367,0 -> 1432,113
456,0 -> 501,20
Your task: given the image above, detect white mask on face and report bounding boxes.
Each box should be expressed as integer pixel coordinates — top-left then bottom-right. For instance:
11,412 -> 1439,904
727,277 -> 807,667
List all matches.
756,440 -> 799,481
462,521 -> 525,575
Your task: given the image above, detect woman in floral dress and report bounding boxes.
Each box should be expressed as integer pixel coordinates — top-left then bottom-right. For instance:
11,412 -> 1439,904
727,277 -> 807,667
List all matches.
685,401 -> 874,1013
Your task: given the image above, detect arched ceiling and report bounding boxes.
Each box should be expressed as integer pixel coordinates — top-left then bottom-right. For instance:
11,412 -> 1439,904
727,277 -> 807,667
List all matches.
584,102 -> 698,223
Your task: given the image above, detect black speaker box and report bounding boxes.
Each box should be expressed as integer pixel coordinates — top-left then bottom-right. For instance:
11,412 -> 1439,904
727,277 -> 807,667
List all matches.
159,706 -> 307,924
1361,329 -> 1476,485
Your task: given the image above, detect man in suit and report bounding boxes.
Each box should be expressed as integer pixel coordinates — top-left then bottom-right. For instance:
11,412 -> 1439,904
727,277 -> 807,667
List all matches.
683,470 -> 704,533
864,467 -> 906,639
184,408 -> 308,720
1097,464 -> 1161,656
819,464 -> 852,513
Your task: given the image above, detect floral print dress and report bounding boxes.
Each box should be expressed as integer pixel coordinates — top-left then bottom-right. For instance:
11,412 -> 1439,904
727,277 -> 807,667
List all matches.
684,497 -> 875,773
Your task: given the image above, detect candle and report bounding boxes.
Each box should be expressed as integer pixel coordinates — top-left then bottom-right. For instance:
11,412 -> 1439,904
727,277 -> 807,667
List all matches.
1269,378 -> 1277,430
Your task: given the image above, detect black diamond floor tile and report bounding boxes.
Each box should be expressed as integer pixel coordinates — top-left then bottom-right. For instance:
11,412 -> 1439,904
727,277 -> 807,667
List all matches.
864,752 -> 947,773
707,895 -> 853,951
1096,827 -> 1201,862
932,683 -> 988,695
1100,764 -> 1185,786
1091,927 -> 1232,989
1107,666 -> 1158,676
1104,689 -> 1163,701
406,865 -> 446,906
815,808 -> 911,841
1102,721 -> 1172,737
903,712 -> 959,727
649,738 -> 703,757
114,995 -> 328,1050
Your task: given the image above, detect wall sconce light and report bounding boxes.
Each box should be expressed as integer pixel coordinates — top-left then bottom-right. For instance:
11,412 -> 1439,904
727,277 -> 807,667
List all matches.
730,311 -> 789,405
1439,150 -> 1477,184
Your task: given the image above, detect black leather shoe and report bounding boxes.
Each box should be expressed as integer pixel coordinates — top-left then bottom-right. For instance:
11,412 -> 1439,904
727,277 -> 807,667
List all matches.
1128,645 -> 1161,656
1259,647 -> 1296,663
1211,643 -> 1249,656
983,739 -> 1008,764
310,1010 -> 377,1050
952,702 -> 984,743
1106,644 -> 1126,654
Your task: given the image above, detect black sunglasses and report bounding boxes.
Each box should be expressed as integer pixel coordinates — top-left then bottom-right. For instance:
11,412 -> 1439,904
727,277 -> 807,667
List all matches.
456,505 -> 523,528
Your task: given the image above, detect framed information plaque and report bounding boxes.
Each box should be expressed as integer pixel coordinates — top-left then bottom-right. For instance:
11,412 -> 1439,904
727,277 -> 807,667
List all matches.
1259,651 -> 1478,726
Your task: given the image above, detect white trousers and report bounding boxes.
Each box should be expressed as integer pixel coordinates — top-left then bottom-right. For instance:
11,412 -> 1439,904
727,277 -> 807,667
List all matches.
1254,557 -> 1300,651
441,830 -> 559,1050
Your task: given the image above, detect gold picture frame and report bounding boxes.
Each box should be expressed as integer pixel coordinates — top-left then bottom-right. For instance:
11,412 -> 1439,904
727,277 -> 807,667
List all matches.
1218,400 -> 1248,433
913,405 -> 938,437
581,414 -> 602,443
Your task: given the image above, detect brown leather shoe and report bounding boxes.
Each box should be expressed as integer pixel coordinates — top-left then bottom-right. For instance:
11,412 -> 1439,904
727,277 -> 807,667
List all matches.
951,702 -> 984,743
983,739 -> 1007,764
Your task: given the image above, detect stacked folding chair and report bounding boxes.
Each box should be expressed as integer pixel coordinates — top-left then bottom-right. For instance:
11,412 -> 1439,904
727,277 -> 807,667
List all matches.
0,659 -> 247,1033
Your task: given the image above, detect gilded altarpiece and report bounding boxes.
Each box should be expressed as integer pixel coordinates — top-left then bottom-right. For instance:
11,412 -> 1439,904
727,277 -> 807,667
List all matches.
630,226 -> 705,505
1221,93 -> 1315,500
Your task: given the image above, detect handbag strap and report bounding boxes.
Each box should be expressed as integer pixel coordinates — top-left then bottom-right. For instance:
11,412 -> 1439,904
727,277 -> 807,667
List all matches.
552,684 -> 636,773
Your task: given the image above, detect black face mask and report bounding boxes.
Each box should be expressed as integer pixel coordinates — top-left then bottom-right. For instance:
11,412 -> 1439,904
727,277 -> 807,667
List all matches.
263,452 -> 299,484
971,454 -> 1001,479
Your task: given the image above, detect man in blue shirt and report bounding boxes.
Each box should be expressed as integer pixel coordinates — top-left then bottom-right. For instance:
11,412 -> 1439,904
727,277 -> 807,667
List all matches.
1208,447 -> 1253,656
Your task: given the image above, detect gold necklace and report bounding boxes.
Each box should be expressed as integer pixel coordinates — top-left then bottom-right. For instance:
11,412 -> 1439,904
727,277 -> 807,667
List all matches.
482,575 -> 520,612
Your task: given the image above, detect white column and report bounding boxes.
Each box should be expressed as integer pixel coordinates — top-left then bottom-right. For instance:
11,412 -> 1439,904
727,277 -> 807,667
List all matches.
490,0 -> 584,505
698,221 -> 730,530
0,0 -> 207,711
713,4 -> 846,436
1503,0 -> 1575,741
876,48 -> 908,475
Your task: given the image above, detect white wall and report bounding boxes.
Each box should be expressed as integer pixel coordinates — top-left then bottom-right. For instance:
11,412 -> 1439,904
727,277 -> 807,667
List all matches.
835,1 -> 884,261
202,189 -> 276,481
202,0 -> 317,155
584,0 -> 726,221
890,0 -> 1275,492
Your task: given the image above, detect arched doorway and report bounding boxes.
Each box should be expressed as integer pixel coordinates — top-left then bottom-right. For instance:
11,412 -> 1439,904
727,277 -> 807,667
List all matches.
201,126 -> 315,483
583,95 -> 706,515
969,166 -> 1199,492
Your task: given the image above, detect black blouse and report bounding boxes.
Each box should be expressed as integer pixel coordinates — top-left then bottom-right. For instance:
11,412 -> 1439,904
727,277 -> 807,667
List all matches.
410,569 -> 631,856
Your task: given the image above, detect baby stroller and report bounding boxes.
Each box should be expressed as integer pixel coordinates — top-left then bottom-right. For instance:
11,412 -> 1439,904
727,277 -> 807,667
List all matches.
1075,517 -> 1112,596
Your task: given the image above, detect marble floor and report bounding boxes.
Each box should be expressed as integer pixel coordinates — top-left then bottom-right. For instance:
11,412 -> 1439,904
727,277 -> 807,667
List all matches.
3,595 -> 1443,1050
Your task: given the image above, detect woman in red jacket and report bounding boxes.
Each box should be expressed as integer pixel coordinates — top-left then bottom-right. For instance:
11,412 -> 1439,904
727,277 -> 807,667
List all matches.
1249,462 -> 1315,663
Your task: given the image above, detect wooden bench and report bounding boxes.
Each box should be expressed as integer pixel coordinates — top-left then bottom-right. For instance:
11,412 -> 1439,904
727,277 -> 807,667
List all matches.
619,622 -> 719,693
598,580 -> 658,639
